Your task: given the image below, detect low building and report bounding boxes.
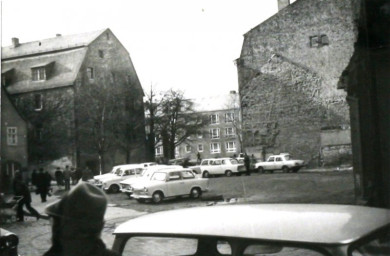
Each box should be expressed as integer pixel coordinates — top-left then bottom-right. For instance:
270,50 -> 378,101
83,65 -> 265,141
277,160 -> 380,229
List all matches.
320,126 -> 352,167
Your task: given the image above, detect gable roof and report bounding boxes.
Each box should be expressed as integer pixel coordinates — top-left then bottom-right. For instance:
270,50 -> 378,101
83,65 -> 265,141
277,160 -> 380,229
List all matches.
2,29 -> 106,60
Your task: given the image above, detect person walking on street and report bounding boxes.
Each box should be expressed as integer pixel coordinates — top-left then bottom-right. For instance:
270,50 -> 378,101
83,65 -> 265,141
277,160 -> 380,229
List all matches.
43,182 -> 118,256
13,171 -> 41,221
63,166 -> 71,191
244,153 -> 251,176
31,169 -> 38,188
37,168 -> 51,202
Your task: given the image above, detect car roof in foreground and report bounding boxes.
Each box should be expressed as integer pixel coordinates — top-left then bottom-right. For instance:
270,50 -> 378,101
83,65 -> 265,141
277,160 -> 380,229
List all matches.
114,204 -> 390,245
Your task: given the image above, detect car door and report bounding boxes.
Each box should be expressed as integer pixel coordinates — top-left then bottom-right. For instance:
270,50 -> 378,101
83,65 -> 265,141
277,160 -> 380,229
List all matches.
265,157 -> 275,170
211,159 -> 223,175
274,157 -> 283,170
166,171 -> 185,197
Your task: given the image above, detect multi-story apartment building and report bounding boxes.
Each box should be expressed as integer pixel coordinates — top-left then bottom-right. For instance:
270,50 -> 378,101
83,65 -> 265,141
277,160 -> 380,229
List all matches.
1,29 -> 146,173
165,91 -> 242,161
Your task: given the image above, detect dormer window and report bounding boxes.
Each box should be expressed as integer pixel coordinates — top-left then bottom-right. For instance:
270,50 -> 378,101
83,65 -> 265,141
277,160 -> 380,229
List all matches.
31,62 -> 54,81
32,67 -> 46,81
1,68 -> 14,86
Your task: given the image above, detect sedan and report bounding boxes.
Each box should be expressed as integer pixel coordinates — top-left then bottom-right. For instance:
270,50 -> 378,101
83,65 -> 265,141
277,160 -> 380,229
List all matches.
112,204 -> 390,256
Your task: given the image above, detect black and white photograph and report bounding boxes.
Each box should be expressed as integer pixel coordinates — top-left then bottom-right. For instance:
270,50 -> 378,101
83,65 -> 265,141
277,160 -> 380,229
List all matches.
1,0 -> 389,255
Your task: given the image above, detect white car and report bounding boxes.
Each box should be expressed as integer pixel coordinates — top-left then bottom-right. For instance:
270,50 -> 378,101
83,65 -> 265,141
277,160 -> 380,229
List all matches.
131,168 -> 209,203
120,165 -> 183,198
198,158 -> 245,178
97,164 -> 145,193
254,153 -> 305,173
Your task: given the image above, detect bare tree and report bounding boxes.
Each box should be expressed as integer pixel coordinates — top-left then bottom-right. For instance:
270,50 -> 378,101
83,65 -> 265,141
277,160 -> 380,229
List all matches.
156,89 -> 208,160
225,91 -> 243,154
76,74 -> 123,174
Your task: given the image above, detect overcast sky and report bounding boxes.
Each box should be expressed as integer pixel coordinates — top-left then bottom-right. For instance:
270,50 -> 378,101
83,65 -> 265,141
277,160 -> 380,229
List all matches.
1,0 -> 290,98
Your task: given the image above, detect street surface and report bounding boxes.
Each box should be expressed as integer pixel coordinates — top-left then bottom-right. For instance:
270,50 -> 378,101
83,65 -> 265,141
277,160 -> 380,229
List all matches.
2,168 -> 355,256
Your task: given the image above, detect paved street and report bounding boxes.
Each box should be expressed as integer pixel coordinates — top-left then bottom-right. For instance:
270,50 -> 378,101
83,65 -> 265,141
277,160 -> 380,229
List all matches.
2,168 -> 355,256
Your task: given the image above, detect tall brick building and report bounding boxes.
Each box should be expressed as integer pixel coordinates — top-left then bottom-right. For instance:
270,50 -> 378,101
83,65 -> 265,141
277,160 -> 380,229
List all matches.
1,29 -> 146,174
236,0 -> 353,166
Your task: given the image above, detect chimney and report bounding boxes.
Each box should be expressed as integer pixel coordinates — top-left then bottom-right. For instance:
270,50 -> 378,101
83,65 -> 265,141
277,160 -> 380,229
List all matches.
11,37 -> 20,47
278,0 -> 290,11
56,34 -> 62,37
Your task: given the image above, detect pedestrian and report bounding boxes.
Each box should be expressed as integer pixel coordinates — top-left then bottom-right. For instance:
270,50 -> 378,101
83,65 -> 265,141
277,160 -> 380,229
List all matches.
197,152 -> 201,164
31,169 -> 38,187
63,165 -> 71,191
43,182 -> 118,256
244,153 -> 251,176
37,168 -> 51,203
13,171 -> 41,222
82,166 -> 93,182
70,167 -> 78,185
55,167 -> 64,186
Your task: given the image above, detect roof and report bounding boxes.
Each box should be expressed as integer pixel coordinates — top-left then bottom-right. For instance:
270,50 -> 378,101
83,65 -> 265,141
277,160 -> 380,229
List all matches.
114,204 -> 390,245
2,29 -> 106,60
192,91 -> 240,112
2,48 -> 87,94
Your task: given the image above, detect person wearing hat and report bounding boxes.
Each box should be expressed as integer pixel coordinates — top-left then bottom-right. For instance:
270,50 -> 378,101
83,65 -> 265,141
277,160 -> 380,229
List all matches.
43,182 -> 118,256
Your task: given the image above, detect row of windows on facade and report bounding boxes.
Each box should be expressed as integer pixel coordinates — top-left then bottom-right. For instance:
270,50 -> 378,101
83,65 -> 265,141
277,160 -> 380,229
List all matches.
155,141 -> 237,156
210,113 -> 235,124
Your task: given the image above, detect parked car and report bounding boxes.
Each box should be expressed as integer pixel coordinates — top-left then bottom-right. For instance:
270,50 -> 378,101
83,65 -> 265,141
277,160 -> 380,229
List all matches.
0,228 -> 19,256
120,165 -> 183,198
254,153 -> 305,173
95,164 -> 145,193
112,204 -> 390,256
131,168 -> 209,203
189,158 -> 216,174
168,158 -> 197,167
197,158 -> 245,178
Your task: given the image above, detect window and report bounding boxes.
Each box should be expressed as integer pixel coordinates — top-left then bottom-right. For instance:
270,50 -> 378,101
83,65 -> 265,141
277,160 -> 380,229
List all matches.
185,145 -> 191,153
7,127 -> 17,145
210,128 -> 220,139
87,67 -> 94,79
175,147 -> 179,157
181,171 -> 195,179
198,144 -> 203,152
31,67 -> 46,81
155,146 -> 163,156
210,143 -> 220,154
98,50 -> 104,58
34,94 -> 43,111
225,112 -> 234,123
210,114 -> 219,124
276,157 -> 282,162
225,127 -> 235,137
226,141 -> 236,152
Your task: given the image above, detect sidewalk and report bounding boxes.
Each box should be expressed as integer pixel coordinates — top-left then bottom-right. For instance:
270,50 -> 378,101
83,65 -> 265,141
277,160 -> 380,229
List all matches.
2,184 -> 146,256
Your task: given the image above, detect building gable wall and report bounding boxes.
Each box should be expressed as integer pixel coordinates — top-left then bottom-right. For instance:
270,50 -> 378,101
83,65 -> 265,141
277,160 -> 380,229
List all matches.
238,0 -> 355,166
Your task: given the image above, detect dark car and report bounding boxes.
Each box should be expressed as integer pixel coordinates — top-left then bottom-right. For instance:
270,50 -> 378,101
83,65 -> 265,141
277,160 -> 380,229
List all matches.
112,204 -> 390,256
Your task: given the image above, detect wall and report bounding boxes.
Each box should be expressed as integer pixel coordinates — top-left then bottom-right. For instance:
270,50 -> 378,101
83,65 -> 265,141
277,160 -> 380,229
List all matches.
237,0 -> 354,166
320,127 -> 352,166
78,30 -> 146,172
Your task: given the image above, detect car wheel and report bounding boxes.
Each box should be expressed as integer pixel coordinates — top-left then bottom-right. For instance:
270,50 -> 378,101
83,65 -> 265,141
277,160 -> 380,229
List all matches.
202,171 -> 210,178
225,170 -> 233,177
152,191 -> 164,204
190,188 -> 202,199
257,167 -> 264,173
282,166 -> 289,173
109,184 -> 120,193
